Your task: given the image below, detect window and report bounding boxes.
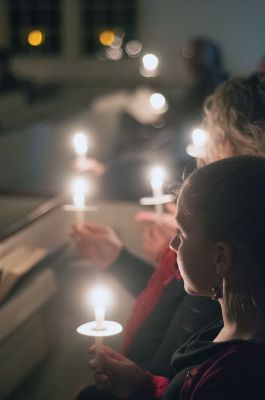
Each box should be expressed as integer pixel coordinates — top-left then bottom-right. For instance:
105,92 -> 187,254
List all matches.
82,0 -> 137,58
9,0 -> 61,55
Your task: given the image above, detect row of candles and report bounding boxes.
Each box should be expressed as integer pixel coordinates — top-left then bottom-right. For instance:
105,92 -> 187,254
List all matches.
71,127 -> 208,222
72,127 -> 208,356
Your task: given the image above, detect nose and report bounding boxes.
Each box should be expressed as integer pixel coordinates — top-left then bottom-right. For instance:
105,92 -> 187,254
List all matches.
169,234 -> 180,253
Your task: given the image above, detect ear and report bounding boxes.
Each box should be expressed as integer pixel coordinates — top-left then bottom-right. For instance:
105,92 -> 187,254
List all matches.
214,241 -> 234,274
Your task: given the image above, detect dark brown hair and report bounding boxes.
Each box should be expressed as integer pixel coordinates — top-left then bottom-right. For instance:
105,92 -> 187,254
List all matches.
177,156 -> 265,318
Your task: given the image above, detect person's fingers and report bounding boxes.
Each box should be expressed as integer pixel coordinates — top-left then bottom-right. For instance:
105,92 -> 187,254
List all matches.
95,372 -> 110,385
165,202 -> 176,214
89,358 -> 97,369
88,345 -> 96,354
83,222 -> 111,233
135,211 -> 156,223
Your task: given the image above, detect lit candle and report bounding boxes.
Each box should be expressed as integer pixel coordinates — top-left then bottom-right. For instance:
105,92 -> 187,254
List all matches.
150,166 -> 165,221
73,132 -> 89,169
186,128 -> 208,158
149,92 -> 168,114
72,177 -> 87,224
91,287 -> 109,363
140,53 -> 159,77
77,287 -> 123,373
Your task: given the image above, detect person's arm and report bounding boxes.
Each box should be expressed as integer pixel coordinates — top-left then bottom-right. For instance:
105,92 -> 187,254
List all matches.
71,222 -> 154,297
108,248 -> 155,297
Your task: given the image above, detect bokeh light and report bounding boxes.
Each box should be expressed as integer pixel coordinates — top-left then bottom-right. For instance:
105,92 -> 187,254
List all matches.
105,47 -> 123,60
99,30 -> 115,46
192,128 -> 208,147
150,93 -> 168,113
125,40 -> 142,58
142,54 -> 159,71
27,30 -> 45,46
73,132 -> 89,155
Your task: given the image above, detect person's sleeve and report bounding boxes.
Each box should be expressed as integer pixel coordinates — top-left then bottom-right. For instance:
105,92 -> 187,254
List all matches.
129,371 -> 169,400
107,248 -> 155,296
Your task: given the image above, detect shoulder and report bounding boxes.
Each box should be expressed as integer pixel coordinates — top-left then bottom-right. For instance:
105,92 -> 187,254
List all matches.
181,342 -> 265,400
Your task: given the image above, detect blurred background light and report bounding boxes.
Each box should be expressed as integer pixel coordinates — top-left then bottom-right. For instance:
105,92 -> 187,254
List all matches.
192,128 -> 208,147
105,47 -> 123,60
99,30 -> 115,46
27,30 -> 45,46
150,93 -> 168,113
125,40 -> 142,58
142,53 -> 159,71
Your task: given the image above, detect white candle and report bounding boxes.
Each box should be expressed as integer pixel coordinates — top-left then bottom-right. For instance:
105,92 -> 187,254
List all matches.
94,306 -> 105,365
72,177 -> 87,224
186,128 -> 208,158
90,287 -> 110,361
150,166 -> 165,221
95,306 -> 105,331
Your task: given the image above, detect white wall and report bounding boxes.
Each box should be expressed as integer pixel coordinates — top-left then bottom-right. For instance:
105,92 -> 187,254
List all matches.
139,0 -> 265,81
12,0 -> 265,85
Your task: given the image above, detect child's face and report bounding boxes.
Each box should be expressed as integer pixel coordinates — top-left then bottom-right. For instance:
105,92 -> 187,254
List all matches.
170,208 -> 217,297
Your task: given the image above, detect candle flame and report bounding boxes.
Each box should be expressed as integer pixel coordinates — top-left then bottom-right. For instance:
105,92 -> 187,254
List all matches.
142,53 -> 159,71
73,132 -> 88,155
150,166 -> 165,190
90,286 -> 110,308
192,128 -> 208,147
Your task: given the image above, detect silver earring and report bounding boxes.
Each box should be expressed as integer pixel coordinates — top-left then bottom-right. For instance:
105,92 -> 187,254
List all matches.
211,285 -> 223,301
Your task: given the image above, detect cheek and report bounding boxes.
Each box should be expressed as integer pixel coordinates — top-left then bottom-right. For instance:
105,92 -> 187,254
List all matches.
177,243 -> 216,295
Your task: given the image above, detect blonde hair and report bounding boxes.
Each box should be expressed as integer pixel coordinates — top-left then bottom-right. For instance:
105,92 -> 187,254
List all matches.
199,73 -> 265,166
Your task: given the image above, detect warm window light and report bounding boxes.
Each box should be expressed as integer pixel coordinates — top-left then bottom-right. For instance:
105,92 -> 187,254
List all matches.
142,54 -> 159,71
192,128 -> 208,147
99,30 -> 115,46
150,93 -> 167,112
27,30 -> 45,46
73,132 -> 88,156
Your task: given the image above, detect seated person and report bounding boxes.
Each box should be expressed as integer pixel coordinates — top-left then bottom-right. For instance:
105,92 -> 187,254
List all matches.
86,155 -> 265,400
72,73 -> 265,378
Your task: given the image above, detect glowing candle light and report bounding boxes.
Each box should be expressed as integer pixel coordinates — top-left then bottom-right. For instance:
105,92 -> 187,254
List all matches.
141,53 -> 159,77
90,286 -> 110,362
150,93 -> 168,113
143,54 -> 159,71
77,287 -> 123,370
186,128 -> 208,158
72,177 -> 88,224
150,166 -> 165,221
73,132 -> 89,169
192,128 -> 208,147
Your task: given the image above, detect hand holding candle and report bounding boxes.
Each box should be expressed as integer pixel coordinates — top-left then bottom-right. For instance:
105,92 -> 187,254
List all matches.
77,286 -> 122,371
